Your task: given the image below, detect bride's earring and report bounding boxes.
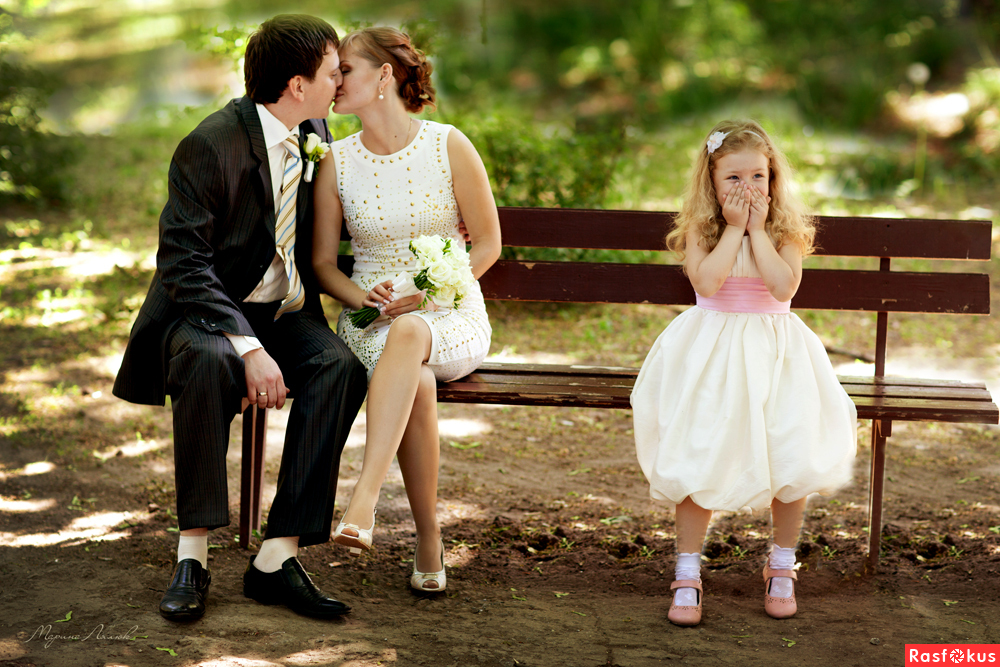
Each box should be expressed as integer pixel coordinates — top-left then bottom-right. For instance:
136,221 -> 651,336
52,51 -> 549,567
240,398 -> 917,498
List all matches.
378,85 -> 384,100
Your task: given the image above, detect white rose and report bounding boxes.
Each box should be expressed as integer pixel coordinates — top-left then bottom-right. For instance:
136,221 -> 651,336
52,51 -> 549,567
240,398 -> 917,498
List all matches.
303,133 -> 330,161
426,259 -> 458,288
390,272 -> 422,298
304,133 -> 321,154
411,236 -> 445,264
430,285 -> 457,308
444,245 -> 470,271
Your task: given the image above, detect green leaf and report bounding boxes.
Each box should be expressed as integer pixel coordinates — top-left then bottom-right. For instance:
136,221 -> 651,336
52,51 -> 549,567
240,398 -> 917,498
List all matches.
54,610 -> 72,623
567,467 -> 591,476
781,638 -> 796,647
961,619 -> 976,625
155,647 -> 178,657
599,515 -> 632,525
125,603 -> 139,608
957,476 -> 980,484
554,592 -> 570,598
448,440 -> 481,450
512,594 -> 527,601
943,600 -> 959,606
130,635 -> 149,640
732,634 -> 752,638
571,611 -> 587,616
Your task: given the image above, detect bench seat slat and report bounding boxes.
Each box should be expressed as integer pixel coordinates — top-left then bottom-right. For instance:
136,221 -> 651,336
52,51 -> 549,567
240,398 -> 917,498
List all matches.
474,364 -> 991,390
460,371 -> 993,402
479,261 -> 990,314
437,380 -> 998,422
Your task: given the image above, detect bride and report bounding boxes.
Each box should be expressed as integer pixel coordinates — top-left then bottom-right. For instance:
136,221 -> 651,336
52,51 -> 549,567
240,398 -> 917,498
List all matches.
312,27 -> 501,592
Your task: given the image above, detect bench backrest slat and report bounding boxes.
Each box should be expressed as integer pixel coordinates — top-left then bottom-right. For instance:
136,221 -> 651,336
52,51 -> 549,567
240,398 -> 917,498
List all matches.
474,260 -> 990,313
339,208 -> 992,259
458,208 -> 992,260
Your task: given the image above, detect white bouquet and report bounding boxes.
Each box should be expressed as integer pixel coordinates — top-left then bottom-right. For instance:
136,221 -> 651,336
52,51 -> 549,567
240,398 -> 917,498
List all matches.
348,235 -> 475,328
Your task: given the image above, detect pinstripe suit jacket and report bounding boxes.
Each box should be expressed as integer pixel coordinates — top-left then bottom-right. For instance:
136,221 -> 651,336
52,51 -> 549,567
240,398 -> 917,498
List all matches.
113,96 -> 331,406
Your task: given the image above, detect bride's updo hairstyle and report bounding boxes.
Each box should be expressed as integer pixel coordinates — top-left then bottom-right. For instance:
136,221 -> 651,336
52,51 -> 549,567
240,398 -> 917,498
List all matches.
341,27 -> 437,113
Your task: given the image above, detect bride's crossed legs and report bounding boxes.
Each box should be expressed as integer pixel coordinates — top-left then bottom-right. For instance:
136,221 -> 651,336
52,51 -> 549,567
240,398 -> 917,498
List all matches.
337,314 -> 444,579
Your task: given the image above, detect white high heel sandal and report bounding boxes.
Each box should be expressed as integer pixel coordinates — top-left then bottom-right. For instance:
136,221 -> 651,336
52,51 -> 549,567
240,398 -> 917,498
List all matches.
410,539 -> 446,592
333,509 -> 376,554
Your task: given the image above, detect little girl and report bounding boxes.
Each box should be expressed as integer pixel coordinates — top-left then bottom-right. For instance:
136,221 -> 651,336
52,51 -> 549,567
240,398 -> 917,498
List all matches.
630,120 -> 857,626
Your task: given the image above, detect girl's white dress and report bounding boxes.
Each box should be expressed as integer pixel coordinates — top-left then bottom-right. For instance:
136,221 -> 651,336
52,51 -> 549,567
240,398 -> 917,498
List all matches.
333,120 -> 491,381
630,237 -> 857,511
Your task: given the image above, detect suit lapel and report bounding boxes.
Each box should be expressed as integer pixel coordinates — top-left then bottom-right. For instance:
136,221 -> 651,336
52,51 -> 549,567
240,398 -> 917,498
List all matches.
236,96 -> 276,241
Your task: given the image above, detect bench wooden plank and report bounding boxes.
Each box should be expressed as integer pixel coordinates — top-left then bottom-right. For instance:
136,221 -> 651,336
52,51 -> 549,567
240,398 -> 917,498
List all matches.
472,364 -> 991,389
341,210 -> 993,260
486,208 -> 993,259
477,261 -> 990,313
457,371 -> 993,402
437,380 -> 998,422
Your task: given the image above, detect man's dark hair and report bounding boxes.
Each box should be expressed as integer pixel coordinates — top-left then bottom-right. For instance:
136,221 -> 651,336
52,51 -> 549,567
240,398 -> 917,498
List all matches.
245,15 -> 339,104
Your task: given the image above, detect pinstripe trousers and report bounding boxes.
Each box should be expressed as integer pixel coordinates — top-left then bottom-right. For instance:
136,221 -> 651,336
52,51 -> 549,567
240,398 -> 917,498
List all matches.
165,303 -> 367,547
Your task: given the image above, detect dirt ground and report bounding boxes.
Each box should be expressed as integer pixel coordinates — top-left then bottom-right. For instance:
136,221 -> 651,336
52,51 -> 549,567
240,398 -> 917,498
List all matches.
2,361 -> 1000,667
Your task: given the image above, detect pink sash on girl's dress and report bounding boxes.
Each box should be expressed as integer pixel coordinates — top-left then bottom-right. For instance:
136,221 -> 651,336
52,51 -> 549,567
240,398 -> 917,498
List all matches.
695,277 -> 791,314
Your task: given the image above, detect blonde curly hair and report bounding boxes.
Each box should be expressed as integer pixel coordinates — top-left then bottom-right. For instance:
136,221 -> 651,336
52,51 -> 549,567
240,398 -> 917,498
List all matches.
666,119 -> 815,261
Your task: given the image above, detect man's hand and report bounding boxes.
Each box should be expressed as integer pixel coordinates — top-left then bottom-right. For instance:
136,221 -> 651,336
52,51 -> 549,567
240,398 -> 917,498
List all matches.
244,348 -> 288,409
458,220 -> 471,244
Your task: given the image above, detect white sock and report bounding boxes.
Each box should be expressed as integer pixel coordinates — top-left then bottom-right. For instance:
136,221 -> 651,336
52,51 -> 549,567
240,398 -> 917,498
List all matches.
673,552 -> 702,606
177,535 -> 208,568
253,536 -> 299,573
768,545 -> 796,598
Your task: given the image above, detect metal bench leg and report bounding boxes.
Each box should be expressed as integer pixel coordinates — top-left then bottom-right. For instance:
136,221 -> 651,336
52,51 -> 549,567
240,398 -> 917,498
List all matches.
866,418 -> 891,571
239,405 -> 268,549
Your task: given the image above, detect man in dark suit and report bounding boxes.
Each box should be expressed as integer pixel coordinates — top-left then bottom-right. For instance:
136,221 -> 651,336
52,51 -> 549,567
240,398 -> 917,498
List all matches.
113,14 -> 367,620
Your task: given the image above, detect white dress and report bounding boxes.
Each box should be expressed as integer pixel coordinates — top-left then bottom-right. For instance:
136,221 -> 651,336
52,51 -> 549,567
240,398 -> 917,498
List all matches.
333,120 -> 492,381
630,237 -> 857,511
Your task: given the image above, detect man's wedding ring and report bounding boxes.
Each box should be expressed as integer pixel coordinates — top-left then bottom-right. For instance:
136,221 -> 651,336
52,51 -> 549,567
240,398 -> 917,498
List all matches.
258,391 -> 267,396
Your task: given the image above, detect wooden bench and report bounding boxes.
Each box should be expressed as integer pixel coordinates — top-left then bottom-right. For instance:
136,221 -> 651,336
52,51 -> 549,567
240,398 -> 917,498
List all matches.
240,207 -> 998,571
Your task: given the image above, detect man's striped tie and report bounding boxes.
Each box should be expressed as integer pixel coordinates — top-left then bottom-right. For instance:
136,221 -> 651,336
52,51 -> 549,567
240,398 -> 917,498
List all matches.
274,134 -> 305,319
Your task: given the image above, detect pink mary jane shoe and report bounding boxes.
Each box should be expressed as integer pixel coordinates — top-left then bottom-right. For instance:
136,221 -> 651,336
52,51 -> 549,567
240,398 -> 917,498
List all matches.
762,562 -> 797,619
667,579 -> 703,627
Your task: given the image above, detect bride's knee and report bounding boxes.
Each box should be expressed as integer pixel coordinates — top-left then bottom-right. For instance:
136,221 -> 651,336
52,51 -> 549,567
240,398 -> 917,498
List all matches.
386,315 -> 431,348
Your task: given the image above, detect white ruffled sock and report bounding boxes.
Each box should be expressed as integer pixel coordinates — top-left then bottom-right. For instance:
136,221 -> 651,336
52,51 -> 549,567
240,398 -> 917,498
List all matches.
177,535 -> 208,568
767,545 -> 796,599
673,552 -> 702,607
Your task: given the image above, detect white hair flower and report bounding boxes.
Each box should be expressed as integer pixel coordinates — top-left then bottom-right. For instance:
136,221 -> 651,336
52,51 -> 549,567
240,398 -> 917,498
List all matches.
706,131 -> 729,154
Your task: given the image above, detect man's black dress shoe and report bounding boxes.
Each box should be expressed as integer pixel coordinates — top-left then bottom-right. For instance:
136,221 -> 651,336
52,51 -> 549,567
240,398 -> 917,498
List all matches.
159,558 -> 210,621
243,556 -> 351,618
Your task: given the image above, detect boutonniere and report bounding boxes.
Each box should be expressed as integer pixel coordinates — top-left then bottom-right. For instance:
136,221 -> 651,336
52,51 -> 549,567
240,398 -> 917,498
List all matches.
302,132 -> 330,182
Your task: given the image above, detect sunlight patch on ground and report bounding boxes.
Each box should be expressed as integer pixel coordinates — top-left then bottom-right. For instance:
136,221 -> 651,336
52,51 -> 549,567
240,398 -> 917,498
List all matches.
833,347 -> 1000,397
0,639 -> 26,661
23,461 -> 56,475
93,433 -> 165,461
284,644 -> 397,666
487,346 -> 578,365
438,417 -> 491,438
197,658 -> 283,667
0,497 -> 56,512
0,510 -> 133,547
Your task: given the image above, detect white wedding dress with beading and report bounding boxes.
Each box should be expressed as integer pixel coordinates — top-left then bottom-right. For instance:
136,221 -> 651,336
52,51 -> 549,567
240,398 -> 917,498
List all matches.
332,120 -> 491,381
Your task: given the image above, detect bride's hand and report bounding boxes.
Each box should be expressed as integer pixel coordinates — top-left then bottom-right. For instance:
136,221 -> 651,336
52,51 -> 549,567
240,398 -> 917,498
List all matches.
361,280 -> 396,310
383,290 -> 427,319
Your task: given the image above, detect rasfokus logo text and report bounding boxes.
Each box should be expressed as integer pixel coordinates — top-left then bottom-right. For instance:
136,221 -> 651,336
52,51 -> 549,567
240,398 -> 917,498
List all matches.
906,645 -> 998,665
